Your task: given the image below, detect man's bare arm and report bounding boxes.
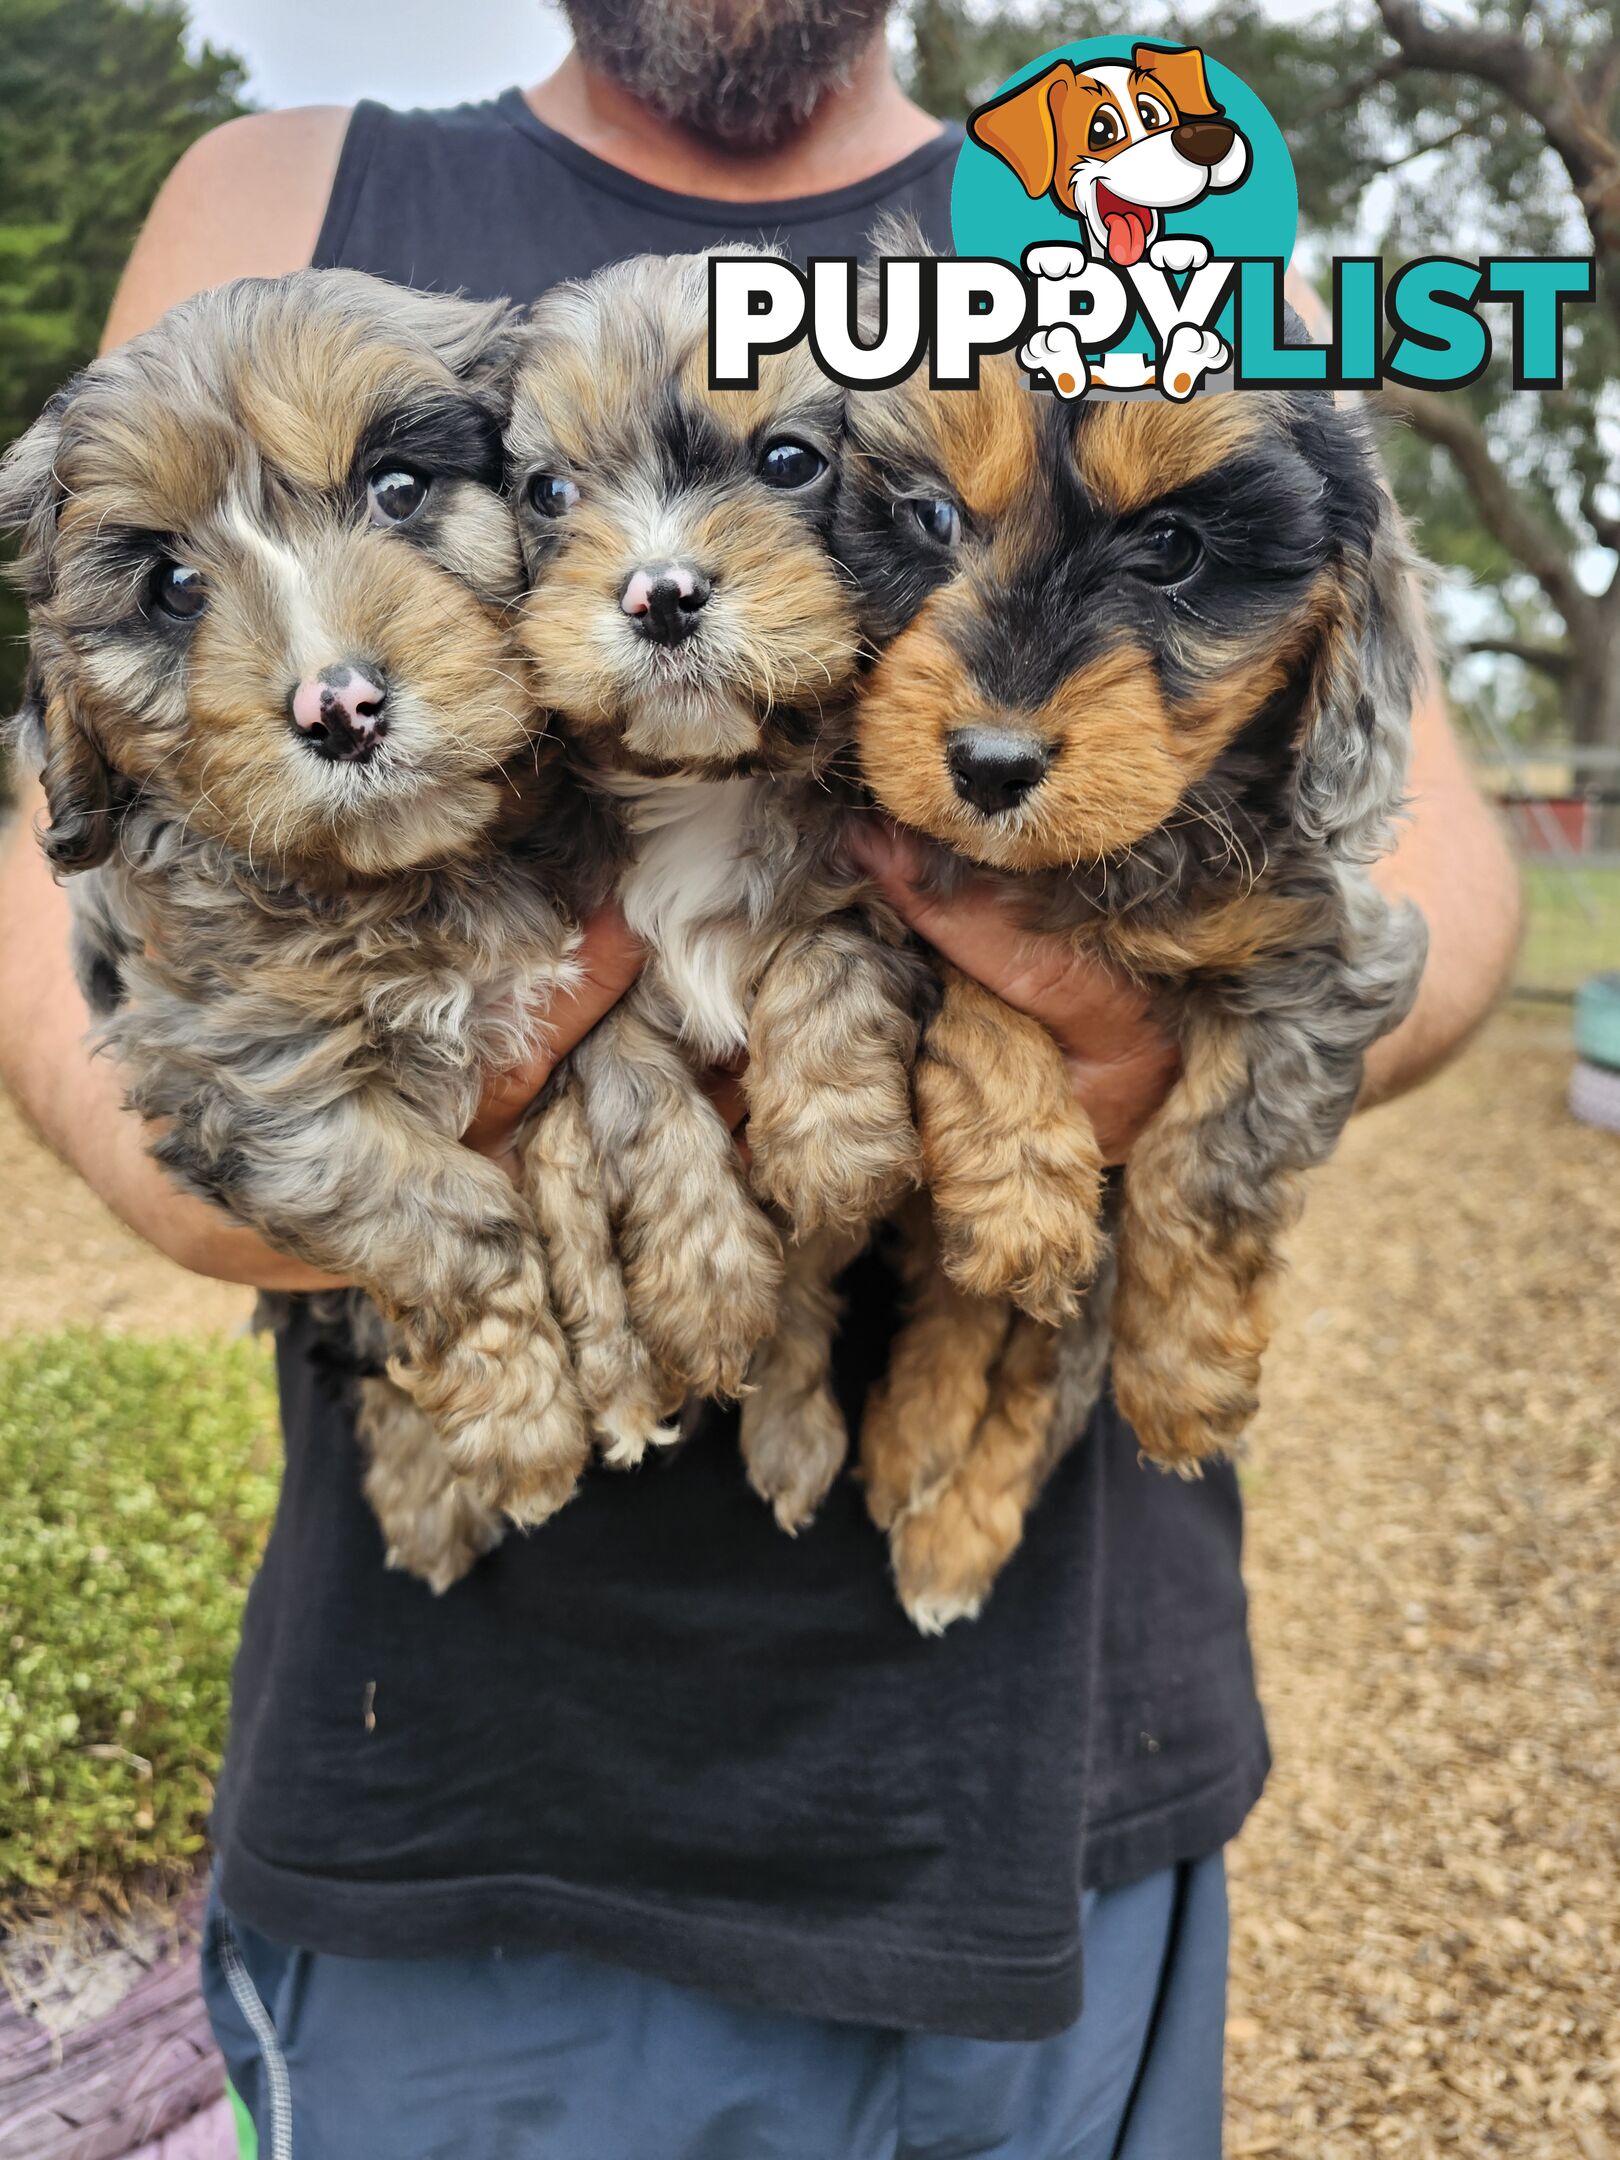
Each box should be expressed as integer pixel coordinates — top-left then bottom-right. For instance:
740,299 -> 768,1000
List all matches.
1361,672 -> 1520,1101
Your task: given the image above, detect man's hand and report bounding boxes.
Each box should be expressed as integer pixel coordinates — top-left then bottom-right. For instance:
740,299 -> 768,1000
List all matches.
846,818 -> 1181,1165
462,907 -> 645,1180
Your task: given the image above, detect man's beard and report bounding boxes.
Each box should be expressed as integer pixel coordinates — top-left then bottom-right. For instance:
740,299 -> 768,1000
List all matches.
559,0 -> 894,148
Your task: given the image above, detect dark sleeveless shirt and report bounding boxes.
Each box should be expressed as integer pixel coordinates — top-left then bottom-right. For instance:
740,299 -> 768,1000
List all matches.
210,91 -> 1269,2042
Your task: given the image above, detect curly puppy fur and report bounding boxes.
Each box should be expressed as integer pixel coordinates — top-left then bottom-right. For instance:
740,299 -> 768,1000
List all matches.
505,253 -> 933,1518
0,270 -> 618,1579
841,359 -> 1428,1627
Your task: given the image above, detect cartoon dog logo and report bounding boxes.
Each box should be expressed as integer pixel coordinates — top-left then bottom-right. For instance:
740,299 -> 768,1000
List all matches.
969,43 -> 1251,397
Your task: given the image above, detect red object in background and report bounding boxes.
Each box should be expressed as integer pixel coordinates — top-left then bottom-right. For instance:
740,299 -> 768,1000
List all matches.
1503,795 -> 1596,853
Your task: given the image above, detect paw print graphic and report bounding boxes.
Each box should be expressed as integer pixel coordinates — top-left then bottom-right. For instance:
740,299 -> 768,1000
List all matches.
1020,325 -> 1090,399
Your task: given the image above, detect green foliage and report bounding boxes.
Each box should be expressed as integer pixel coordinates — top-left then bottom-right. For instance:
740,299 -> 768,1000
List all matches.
1519,861 -> 1620,995
0,0 -> 249,724
0,1330 -> 279,1904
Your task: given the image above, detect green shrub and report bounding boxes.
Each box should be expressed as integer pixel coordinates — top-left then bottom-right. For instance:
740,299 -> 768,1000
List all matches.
0,1330 -> 278,1905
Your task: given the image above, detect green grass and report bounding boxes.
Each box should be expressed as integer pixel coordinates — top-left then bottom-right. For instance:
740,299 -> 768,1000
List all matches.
1517,862 -> 1620,995
0,1330 -> 279,1906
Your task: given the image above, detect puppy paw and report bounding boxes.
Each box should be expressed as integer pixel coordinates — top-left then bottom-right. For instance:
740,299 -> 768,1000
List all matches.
380,1478 -> 506,1595
629,1187 -> 784,1403
748,1095 -> 919,1239
741,1371 -> 849,1535
577,1336 -> 683,1469
889,1481 -> 1024,1635
595,1393 -> 683,1471
1160,323 -> 1230,400
1020,325 -> 1090,399
1147,234 -> 1211,274
1110,1339 -> 1258,1470
936,1183 -> 1103,1326
395,1263 -> 590,1526
359,1379 -> 506,1594
1022,240 -> 1090,280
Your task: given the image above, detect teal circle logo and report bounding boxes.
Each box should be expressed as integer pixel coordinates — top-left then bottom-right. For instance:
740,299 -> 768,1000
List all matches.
952,40 -> 1298,359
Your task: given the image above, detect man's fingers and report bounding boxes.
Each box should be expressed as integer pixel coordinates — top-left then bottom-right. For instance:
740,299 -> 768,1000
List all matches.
846,818 -> 1181,1154
549,904 -> 648,1052
463,904 -> 645,1151
847,816 -> 1122,1033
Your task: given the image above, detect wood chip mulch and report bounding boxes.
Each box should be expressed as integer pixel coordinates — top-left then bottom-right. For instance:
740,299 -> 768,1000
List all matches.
1226,1010 -> 1619,2156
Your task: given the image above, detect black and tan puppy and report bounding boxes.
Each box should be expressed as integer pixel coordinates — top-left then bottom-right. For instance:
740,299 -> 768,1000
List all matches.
0,271 -> 614,1583
506,252 -> 933,1522
840,358 -> 1428,1628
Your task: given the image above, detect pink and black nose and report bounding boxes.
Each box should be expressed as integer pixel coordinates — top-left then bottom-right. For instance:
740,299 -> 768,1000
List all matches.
946,728 -> 1052,816
620,562 -> 711,646
289,664 -> 389,763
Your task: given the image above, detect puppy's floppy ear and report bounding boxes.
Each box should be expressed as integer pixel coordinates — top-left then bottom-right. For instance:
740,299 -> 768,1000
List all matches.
1294,467 -> 1427,863
23,672 -> 120,874
1133,43 -> 1222,121
969,62 -> 1077,199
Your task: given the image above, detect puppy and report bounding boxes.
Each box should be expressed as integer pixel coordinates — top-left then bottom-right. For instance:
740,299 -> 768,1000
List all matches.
506,252 -> 933,1524
840,356 -> 1428,1628
970,44 -> 1250,270
0,271 -> 613,1585
972,43 -> 1250,398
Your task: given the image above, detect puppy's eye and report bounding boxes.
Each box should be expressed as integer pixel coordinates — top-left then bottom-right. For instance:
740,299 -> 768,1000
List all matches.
527,473 -> 580,517
907,497 -> 962,549
369,468 -> 430,523
150,560 -> 206,621
1133,516 -> 1203,587
1135,94 -> 1170,131
1088,107 -> 1122,151
759,440 -> 827,489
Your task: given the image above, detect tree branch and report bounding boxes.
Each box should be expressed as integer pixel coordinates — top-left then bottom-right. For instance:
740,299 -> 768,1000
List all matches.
1462,636 -> 1573,679
1378,119 -> 1476,174
1374,380 -> 1593,629
1375,0 -> 1620,335
1580,35 -> 1620,120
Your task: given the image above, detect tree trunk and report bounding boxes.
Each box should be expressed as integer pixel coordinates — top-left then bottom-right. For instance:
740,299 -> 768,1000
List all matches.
1567,610 -> 1620,752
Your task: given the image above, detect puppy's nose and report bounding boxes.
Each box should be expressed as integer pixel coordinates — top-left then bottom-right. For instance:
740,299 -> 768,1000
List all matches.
289,664 -> 389,763
946,728 -> 1051,816
1171,120 -> 1236,167
620,562 -> 711,645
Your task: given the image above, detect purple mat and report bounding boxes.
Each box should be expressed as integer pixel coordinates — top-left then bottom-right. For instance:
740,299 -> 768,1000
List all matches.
0,1887 -> 226,2160
123,2101 -> 234,2160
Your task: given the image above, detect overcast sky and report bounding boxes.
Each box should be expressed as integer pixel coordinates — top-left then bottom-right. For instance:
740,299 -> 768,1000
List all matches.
185,0 -> 571,110
183,0 -> 1335,112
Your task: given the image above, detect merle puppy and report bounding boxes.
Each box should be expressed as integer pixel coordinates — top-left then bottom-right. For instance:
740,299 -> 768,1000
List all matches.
1,271 -> 614,1586
506,252 -> 934,1525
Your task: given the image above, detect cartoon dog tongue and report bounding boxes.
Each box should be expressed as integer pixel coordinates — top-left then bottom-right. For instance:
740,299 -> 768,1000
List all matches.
1096,185 -> 1153,267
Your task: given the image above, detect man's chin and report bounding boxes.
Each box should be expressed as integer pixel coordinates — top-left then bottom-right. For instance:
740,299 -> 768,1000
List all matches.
559,0 -> 892,147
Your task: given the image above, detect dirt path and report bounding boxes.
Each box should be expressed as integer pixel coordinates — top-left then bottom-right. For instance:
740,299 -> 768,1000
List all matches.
1227,1012 -> 1619,2155
0,1084 -> 250,1338
2,1016 -> 1615,2152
